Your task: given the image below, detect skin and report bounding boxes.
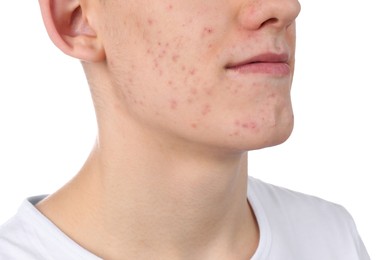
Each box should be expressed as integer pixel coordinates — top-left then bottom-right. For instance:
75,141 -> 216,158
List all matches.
36,0 -> 300,259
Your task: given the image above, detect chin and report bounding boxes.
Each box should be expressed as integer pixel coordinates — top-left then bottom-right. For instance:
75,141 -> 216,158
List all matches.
233,115 -> 294,152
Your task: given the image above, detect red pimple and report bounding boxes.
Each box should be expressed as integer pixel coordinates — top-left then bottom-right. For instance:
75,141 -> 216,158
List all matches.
241,121 -> 257,130
204,88 -> 213,96
153,59 -> 159,69
201,104 -> 211,116
268,93 -> 276,98
147,19 -> 154,25
170,100 -> 178,110
191,123 -> 198,129
158,50 -> 167,59
190,88 -> 198,95
189,68 -> 197,75
203,27 -> 214,36
172,55 -> 179,62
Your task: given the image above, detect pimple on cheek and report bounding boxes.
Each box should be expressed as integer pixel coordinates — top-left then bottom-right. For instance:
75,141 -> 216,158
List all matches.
201,27 -> 214,38
201,104 -> 211,116
172,55 -> 180,62
190,88 -> 198,95
203,88 -> 213,96
189,68 -> 197,76
169,99 -> 178,110
147,18 -> 154,26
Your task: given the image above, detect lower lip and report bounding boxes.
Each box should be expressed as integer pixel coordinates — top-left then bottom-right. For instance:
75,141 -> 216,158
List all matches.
226,62 -> 291,76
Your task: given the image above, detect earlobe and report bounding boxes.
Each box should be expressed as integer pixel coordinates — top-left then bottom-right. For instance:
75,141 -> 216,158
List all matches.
38,0 -> 105,62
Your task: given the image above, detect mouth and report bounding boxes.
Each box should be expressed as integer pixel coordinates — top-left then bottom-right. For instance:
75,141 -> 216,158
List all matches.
225,53 -> 291,76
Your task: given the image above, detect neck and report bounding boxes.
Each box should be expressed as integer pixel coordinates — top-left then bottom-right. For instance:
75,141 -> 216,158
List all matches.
37,116 -> 259,259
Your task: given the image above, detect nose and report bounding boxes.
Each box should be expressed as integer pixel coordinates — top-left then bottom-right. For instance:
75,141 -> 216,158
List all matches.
238,0 -> 301,31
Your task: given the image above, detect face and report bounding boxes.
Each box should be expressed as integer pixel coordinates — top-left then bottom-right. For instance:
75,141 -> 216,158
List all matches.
95,0 -> 301,152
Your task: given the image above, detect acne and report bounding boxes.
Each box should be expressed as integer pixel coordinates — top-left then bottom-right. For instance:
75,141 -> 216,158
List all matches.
201,104 -> 211,116
170,99 -> 178,110
167,4 -> 174,10
147,18 -> 154,26
202,27 -> 214,37
233,119 -> 259,131
190,88 -> 198,95
172,55 -> 180,62
229,131 -> 240,137
203,88 -> 213,96
189,68 -> 197,76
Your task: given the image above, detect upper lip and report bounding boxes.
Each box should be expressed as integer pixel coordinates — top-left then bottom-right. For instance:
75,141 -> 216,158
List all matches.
225,52 -> 290,69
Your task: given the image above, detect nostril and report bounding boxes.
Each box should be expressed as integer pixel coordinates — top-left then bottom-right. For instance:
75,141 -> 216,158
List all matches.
260,18 -> 278,28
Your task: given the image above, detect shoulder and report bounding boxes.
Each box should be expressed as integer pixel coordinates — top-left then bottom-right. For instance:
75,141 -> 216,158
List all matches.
0,205 -> 39,259
248,176 -> 349,218
247,176 -> 370,259
0,196 -> 102,260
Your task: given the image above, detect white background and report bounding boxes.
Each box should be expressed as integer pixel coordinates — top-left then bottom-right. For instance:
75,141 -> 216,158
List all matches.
0,1 -> 389,259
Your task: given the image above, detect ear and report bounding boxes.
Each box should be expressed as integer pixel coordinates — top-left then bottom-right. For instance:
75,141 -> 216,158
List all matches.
38,0 -> 105,62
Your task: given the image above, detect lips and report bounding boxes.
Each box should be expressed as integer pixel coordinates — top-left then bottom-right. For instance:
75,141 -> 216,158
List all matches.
225,53 -> 291,75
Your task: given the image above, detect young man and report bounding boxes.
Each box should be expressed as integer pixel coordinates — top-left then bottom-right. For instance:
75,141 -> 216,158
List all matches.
0,0 -> 370,259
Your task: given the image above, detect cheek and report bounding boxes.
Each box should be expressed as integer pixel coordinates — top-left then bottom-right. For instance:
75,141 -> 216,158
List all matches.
105,19 -> 220,126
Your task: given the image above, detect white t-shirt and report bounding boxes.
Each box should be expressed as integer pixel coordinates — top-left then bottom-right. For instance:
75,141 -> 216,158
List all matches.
0,177 -> 370,260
